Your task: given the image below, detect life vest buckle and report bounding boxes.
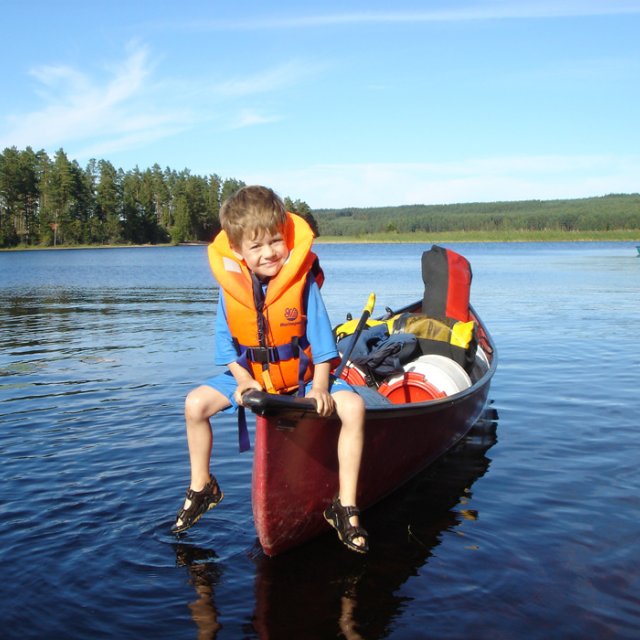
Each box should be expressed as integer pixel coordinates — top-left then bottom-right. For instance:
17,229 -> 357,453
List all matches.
247,346 -> 279,364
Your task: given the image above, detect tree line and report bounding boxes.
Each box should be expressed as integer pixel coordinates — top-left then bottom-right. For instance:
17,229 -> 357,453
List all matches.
2,146 -> 639,248
0,146 -> 313,248
314,194 -> 640,236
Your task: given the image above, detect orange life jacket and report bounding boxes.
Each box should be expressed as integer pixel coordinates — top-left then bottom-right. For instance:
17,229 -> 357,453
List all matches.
208,212 -> 323,393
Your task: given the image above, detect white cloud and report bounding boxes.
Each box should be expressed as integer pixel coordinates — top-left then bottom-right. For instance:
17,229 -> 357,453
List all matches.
214,60 -> 319,98
0,43 -> 190,157
241,154 -> 640,208
186,1 -> 640,31
29,64 -> 90,96
0,45 -> 322,160
227,108 -> 281,129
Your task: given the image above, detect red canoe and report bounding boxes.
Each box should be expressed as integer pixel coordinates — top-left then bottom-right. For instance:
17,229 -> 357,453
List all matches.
243,299 -> 497,557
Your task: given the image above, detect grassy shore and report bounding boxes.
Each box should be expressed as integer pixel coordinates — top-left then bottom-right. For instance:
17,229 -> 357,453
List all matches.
314,229 -> 640,243
1,242 -> 174,252
2,229 -> 640,251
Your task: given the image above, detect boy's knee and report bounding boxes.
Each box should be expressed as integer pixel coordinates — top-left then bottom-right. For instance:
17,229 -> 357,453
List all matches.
335,390 -> 365,420
349,391 -> 365,414
185,387 -> 213,421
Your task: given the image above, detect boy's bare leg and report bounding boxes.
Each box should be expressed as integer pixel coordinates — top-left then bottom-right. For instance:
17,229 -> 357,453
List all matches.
333,390 -> 366,547
177,385 -> 231,522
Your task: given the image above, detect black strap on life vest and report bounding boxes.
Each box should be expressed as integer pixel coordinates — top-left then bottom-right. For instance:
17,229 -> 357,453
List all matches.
232,274 -> 268,453
244,272 -> 310,395
252,273 -> 268,349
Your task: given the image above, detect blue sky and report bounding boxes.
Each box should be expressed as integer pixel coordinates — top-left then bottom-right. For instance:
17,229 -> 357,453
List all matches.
2,1 -> 639,208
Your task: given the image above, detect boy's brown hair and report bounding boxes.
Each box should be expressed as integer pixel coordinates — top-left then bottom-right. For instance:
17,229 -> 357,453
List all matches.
220,185 -> 287,247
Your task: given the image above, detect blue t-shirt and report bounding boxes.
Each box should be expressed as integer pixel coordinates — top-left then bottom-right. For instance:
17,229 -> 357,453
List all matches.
214,278 -> 338,366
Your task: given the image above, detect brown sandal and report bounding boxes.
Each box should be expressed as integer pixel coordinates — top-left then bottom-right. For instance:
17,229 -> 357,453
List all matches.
323,497 -> 369,554
172,476 -> 223,534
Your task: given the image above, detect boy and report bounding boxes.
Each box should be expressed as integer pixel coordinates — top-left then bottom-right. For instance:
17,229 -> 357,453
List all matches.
173,185 -> 368,553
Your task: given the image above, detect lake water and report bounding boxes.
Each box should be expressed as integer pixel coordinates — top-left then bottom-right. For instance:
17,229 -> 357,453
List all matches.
1,242 -> 639,639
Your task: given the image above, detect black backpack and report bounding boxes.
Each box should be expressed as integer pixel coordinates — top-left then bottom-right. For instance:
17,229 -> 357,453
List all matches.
337,324 -> 419,382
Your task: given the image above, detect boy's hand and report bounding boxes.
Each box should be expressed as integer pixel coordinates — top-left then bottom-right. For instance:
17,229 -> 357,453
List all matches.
306,387 -> 336,417
235,379 -> 263,406
307,362 -> 335,416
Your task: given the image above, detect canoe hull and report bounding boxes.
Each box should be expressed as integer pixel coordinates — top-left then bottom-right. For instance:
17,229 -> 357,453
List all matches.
252,380 -> 490,556
246,303 -> 497,556
249,302 -> 495,556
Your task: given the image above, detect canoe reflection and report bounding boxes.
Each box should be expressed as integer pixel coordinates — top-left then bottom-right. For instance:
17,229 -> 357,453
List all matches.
251,407 -> 499,640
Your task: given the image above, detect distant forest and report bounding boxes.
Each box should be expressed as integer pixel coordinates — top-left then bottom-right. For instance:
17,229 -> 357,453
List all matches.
1,146 -> 639,248
315,195 -> 640,236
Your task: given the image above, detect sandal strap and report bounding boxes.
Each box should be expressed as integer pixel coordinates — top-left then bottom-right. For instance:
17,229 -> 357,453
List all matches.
324,498 -> 369,553
178,477 -> 221,520
185,476 -> 219,500
332,500 -> 360,522
344,525 -> 368,543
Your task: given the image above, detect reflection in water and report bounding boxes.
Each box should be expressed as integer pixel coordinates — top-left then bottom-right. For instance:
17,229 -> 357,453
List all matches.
339,593 -> 365,640
251,407 -> 499,640
175,544 -> 223,639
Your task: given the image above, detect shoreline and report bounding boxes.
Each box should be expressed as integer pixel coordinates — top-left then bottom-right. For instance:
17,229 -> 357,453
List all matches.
2,230 -> 639,252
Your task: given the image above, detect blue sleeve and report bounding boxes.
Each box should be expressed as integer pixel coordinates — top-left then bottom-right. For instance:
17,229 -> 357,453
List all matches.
306,280 -> 339,364
214,294 -> 238,365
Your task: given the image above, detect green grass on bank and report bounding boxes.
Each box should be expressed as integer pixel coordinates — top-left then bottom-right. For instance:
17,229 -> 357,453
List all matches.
2,229 -> 640,251
314,229 -> 640,243
0,243 -> 174,252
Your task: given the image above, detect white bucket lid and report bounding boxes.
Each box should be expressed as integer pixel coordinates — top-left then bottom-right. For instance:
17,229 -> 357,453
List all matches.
403,354 -> 472,395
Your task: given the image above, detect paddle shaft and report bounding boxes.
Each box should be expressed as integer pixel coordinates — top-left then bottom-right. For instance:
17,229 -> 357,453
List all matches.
333,292 -> 376,379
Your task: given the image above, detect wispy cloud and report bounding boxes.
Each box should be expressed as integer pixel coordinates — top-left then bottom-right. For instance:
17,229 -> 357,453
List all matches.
0,42 -> 190,158
213,59 -> 324,98
181,1 -> 640,31
242,154 -> 640,208
210,59 -> 321,130
0,44 -> 318,158
227,108 -> 281,130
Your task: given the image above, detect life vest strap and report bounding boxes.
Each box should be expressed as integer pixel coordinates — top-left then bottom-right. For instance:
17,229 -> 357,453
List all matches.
237,406 -> 251,452
236,335 -> 310,367
244,345 -> 282,364
233,335 -> 312,450
292,336 -> 310,398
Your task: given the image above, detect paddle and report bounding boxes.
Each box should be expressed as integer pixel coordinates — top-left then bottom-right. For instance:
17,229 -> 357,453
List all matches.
333,292 -> 376,379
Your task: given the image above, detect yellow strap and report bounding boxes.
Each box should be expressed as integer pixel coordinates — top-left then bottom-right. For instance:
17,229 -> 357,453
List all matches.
261,369 -> 277,394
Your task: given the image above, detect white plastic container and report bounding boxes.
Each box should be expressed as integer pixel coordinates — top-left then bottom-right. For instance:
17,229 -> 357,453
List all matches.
403,354 -> 472,395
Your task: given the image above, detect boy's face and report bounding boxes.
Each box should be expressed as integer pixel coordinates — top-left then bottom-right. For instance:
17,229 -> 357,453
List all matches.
232,228 -> 289,281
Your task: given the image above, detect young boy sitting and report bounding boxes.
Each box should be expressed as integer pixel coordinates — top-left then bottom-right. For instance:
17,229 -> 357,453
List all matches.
173,185 -> 368,553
